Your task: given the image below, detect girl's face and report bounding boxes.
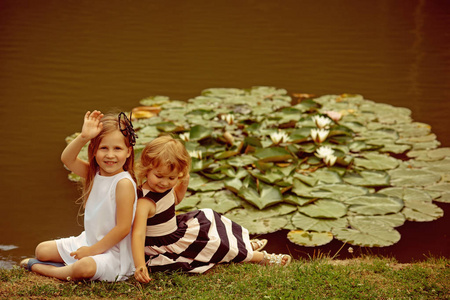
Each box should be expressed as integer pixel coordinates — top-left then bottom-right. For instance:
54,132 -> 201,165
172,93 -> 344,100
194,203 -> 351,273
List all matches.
95,130 -> 131,176
146,164 -> 181,193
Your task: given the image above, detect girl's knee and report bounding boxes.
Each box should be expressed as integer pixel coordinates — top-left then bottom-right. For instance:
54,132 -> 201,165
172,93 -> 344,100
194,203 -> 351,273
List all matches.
35,241 -> 58,261
72,258 -> 97,280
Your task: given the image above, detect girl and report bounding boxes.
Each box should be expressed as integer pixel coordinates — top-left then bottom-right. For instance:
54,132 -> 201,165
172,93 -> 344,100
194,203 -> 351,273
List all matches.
132,135 -> 291,283
20,110 -> 138,282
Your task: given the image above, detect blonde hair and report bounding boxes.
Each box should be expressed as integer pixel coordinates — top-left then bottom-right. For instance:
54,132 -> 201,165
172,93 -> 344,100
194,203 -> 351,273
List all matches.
79,113 -> 136,208
136,135 -> 191,188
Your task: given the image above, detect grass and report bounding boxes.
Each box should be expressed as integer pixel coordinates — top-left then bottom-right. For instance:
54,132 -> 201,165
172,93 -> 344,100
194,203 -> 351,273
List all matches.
1,256 -> 449,299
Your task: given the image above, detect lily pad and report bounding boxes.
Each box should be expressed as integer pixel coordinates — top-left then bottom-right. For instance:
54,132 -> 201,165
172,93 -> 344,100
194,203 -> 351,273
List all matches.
332,219 -> 401,247
298,199 -> 347,218
344,194 -> 404,215
402,200 -> 444,222
388,168 -> 441,187
238,182 -> 283,209
291,212 -> 348,232
353,152 -> 400,170
287,230 -> 333,247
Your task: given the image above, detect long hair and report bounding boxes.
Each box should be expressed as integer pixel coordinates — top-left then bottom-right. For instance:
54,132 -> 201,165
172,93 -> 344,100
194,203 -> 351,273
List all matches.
79,113 -> 136,209
136,135 -> 191,188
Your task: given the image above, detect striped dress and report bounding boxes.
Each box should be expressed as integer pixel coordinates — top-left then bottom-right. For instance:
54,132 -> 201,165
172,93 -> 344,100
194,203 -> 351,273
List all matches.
141,188 -> 254,273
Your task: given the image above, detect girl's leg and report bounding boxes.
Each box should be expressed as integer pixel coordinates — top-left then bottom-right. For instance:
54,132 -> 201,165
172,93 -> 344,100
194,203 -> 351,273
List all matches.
29,257 -> 97,281
35,241 -> 64,263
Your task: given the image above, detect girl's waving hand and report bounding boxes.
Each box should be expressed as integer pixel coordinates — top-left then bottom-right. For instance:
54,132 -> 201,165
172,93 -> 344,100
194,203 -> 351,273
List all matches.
81,111 -> 104,140
61,110 -> 104,178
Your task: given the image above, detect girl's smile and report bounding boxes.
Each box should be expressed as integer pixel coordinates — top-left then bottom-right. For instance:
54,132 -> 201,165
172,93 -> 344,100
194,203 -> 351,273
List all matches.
95,130 -> 131,176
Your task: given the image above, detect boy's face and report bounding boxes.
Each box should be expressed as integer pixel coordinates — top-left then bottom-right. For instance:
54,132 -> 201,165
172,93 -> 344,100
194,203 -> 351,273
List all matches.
146,164 -> 180,193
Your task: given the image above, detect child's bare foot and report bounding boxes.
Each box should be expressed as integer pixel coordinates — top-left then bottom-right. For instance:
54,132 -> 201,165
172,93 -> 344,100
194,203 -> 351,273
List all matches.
258,251 -> 292,266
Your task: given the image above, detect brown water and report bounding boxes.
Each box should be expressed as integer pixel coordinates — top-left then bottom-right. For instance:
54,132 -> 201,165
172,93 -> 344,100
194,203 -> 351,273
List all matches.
0,0 -> 449,268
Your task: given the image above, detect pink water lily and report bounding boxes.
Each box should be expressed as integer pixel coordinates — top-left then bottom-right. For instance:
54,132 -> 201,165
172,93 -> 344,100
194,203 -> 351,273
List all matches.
324,111 -> 342,122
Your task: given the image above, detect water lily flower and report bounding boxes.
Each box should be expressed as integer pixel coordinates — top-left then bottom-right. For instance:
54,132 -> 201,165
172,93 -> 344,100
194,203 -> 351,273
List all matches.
188,150 -> 202,159
324,111 -> 342,122
323,154 -> 337,167
310,128 -> 329,143
270,131 -> 290,145
315,146 -> 334,158
312,115 -> 332,129
220,114 -> 234,125
179,132 -> 190,141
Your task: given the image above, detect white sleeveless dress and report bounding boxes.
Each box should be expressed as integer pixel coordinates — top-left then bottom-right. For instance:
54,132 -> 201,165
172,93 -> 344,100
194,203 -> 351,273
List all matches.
56,171 -> 137,282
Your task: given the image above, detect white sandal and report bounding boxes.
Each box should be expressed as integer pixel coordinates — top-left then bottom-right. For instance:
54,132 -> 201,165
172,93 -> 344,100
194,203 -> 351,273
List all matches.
259,250 -> 292,266
250,239 -> 268,251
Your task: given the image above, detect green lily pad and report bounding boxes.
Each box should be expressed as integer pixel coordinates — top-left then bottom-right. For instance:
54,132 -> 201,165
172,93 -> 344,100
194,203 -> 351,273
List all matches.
309,184 -> 369,202
343,170 -> 390,187
344,194 -> 404,215
254,147 -> 293,162
298,199 -> 347,218
402,200 -> 444,222
195,190 -> 242,214
378,187 -> 432,203
332,219 -> 401,247
238,182 -> 283,209
353,152 -> 400,170
291,212 -> 348,232
287,230 -> 333,247
388,168 -> 441,187
225,210 -> 289,235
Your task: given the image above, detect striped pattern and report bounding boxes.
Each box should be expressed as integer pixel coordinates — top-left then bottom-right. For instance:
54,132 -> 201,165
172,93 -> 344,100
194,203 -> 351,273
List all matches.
142,189 -> 254,273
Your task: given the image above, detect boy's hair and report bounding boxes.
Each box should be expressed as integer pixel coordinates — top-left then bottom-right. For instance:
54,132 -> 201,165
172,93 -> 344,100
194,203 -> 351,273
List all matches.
136,135 -> 191,187
79,112 -> 136,208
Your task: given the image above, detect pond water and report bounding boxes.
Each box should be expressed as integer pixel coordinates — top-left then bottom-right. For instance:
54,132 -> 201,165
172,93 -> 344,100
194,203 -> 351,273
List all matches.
0,0 -> 449,268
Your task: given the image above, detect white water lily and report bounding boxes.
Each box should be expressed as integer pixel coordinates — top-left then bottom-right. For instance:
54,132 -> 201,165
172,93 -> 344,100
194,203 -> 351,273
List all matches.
310,128 -> 329,143
270,131 -> 290,144
220,114 -> 234,125
188,150 -> 202,159
312,115 -> 332,129
179,132 -> 190,141
315,146 -> 335,158
323,154 -> 337,167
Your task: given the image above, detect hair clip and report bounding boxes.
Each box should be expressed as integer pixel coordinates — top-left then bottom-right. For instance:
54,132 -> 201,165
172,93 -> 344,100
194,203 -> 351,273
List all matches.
118,112 -> 137,146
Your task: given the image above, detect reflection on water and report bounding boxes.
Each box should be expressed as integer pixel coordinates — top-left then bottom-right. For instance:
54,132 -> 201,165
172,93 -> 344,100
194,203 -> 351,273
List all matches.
0,0 -> 449,267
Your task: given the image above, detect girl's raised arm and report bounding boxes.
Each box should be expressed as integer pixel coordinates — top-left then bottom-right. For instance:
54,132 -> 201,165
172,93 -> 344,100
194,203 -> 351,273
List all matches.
61,111 -> 103,178
174,173 -> 190,205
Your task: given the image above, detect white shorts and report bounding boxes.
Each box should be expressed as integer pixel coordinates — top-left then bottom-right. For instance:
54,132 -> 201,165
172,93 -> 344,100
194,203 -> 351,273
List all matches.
55,232 -> 126,282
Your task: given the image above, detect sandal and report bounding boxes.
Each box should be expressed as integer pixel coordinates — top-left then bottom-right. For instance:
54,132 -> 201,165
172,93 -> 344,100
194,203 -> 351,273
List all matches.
250,239 -> 268,251
259,250 -> 292,267
20,258 -> 65,271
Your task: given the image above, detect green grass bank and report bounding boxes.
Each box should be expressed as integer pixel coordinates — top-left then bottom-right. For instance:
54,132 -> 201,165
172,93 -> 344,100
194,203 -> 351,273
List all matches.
1,256 -> 448,299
